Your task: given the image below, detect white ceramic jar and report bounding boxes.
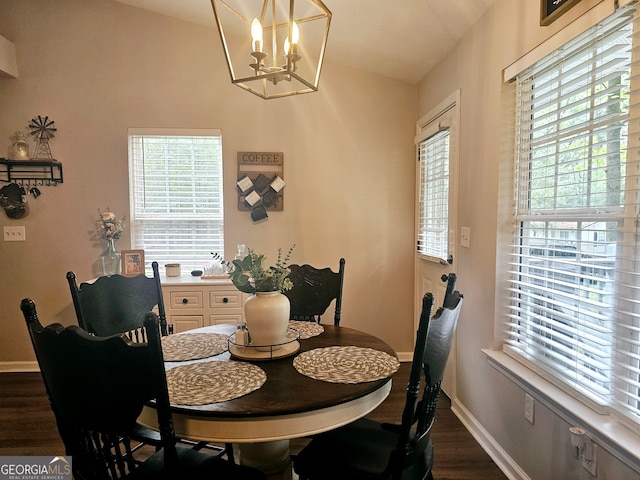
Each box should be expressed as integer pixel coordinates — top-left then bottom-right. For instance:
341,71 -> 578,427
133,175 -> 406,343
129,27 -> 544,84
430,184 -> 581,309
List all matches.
165,263 -> 181,277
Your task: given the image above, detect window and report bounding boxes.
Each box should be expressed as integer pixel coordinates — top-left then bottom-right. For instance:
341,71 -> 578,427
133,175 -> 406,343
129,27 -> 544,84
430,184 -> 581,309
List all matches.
505,5 -> 640,427
128,129 -> 224,271
417,126 -> 451,262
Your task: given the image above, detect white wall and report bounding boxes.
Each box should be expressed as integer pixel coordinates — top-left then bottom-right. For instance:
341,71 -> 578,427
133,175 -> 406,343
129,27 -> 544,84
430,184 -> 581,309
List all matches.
418,0 -> 639,478
0,0 -> 417,365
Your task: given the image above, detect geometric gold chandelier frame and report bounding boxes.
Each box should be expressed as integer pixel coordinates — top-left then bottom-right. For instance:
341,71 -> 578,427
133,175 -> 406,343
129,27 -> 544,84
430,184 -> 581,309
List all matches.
211,0 -> 331,99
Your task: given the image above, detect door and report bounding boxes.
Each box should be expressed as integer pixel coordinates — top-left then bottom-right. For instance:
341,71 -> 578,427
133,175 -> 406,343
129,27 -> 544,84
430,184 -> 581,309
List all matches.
414,90 -> 460,397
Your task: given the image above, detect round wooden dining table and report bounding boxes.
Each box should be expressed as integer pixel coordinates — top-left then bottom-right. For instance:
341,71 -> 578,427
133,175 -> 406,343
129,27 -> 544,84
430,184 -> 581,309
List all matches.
137,322 -> 398,480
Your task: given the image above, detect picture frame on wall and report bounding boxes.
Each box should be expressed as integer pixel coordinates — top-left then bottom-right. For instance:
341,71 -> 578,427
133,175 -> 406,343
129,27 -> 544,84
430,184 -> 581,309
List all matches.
121,249 -> 145,277
540,0 -> 581,26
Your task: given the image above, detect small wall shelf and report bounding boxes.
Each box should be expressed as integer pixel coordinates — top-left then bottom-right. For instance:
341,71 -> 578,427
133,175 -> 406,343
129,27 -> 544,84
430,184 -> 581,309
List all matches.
0,158 -> 63,186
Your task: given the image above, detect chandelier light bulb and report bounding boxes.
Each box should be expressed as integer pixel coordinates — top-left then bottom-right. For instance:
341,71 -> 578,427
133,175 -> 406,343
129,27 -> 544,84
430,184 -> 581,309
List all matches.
251,18 -> 263,52
285,21 -> 300,55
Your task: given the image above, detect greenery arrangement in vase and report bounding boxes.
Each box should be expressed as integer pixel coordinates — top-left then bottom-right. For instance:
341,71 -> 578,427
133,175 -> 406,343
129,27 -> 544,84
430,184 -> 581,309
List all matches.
97,208 -> 126,276
230,245 -> 295,350
229,244 -> 295,294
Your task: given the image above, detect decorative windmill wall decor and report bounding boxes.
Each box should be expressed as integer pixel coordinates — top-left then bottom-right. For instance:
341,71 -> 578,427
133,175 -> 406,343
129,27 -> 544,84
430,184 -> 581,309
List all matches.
29,115 -> 56,160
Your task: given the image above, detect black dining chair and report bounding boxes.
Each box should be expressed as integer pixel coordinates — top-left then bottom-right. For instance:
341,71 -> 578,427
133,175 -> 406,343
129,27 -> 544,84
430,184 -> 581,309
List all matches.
441,272 -> 457,305
284,258 -> 345,325
67,261 -> 169,340
292,287 -> 464,480
20,298 -> 265,480
67,262 -> 233,460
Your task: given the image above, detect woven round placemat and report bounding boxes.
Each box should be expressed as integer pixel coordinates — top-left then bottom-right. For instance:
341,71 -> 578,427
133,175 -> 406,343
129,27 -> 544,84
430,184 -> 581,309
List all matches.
289,321 -> 324,339
166,361 -> 266,405
293,346 -> 400,384
161,333 -> 229,362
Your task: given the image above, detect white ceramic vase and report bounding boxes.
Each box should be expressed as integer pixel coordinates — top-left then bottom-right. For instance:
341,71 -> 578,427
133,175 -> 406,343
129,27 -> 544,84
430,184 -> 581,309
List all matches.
244,291 -> 290,351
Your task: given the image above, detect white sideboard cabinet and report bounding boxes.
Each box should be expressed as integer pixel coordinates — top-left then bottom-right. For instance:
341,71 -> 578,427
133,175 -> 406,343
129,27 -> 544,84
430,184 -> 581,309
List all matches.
161,276 -> 245,333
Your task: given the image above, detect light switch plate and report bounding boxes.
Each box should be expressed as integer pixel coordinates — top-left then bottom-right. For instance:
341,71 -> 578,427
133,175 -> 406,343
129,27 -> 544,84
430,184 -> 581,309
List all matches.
460,227 -> 470,248
3,226 -> 26,241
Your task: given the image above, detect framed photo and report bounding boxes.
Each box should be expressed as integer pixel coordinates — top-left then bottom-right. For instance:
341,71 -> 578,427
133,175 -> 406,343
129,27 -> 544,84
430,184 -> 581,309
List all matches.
540,0 -> 581,26
121,249 -> 145,277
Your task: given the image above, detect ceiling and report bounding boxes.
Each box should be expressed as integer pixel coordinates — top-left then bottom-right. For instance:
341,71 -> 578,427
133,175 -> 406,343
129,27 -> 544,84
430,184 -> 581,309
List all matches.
116,0 -> 496,85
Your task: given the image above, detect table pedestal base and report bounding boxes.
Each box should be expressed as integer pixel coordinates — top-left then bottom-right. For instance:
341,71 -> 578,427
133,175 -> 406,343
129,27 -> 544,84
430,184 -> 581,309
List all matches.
239,440 -> 293,480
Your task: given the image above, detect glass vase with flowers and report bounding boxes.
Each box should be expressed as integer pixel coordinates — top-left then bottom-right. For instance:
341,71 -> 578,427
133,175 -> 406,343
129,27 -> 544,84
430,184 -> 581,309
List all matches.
97,207 -> 126,276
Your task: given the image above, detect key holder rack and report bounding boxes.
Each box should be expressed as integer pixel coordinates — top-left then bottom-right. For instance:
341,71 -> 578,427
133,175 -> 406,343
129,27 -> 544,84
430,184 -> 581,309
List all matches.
0,158 -> 64,187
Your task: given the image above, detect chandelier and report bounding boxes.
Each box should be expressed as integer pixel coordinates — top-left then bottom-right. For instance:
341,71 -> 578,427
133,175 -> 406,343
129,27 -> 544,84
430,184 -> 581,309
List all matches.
211,0 -> 332,99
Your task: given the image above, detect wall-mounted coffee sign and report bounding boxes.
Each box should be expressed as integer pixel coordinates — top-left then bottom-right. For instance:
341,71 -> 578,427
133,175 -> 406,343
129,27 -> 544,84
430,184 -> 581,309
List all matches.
236,151 -> 285,222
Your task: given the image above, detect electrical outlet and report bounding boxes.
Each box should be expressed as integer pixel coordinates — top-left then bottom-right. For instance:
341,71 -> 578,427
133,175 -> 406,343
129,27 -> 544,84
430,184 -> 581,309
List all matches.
582,442 -> 597,476
3,226 -> 26,241
524,393 -> 535,424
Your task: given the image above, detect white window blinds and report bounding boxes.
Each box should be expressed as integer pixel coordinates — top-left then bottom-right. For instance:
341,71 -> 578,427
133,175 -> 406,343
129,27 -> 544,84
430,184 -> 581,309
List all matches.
417,129 -> 450,262
128,129 -> 224,271
506,4 -> 640,426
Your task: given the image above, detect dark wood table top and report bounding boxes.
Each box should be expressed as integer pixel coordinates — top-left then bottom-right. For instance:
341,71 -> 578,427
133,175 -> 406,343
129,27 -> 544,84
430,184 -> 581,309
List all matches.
165,323 -> 397,418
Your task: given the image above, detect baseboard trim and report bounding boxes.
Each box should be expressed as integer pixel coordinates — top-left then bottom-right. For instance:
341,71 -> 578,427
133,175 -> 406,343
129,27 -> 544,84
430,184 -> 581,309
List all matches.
397,351 -> 413,362
450,397 -> 531,480
0,361 -> 39,372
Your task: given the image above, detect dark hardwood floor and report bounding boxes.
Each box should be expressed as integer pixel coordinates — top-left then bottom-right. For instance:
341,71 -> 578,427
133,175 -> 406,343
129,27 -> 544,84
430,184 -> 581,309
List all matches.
0,363 -> 506,479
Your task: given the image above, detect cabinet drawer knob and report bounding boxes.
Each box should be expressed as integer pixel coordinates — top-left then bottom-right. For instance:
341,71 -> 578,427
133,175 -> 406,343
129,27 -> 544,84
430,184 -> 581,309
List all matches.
182,298 -> 188,304
223,297 -> 229,303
